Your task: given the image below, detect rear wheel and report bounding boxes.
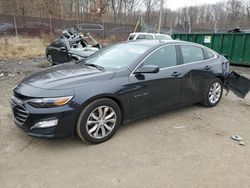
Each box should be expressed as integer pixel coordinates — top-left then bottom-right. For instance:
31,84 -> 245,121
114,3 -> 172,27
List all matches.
201,78 -> 223,107
76,98 -> 121,144
46,54 -> 54,66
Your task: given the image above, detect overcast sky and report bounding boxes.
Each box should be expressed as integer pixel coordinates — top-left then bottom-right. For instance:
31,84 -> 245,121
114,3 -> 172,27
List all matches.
166,0 -> 225,10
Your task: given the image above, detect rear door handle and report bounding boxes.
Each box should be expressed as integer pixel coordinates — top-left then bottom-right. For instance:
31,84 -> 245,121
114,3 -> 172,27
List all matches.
204,65 -> 212,70
171,72 -> 181,77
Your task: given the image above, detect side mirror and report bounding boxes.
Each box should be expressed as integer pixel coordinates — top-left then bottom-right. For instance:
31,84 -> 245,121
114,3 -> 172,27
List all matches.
134,65 -> 160,74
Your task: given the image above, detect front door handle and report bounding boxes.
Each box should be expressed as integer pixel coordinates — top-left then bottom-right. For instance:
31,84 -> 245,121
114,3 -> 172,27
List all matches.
171,72 -> 181,77
204,65 -> 212,70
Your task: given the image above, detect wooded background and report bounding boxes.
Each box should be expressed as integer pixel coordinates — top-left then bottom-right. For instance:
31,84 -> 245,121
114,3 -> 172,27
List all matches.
0,0 -> 250,33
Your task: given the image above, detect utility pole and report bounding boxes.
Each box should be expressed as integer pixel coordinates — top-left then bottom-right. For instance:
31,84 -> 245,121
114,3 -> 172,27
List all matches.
158,0 -> 163,33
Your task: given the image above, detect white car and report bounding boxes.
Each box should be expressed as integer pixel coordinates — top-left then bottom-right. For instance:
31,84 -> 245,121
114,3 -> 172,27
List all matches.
127,32 -> 172,41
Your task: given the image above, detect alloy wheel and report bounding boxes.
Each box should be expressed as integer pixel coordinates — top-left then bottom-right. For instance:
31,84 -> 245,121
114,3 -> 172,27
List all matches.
86,106 -> 117,139
208,82 -> 222,104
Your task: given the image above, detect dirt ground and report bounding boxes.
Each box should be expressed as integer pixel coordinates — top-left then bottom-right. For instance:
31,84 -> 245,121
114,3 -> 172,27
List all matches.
0,58 -> 250,188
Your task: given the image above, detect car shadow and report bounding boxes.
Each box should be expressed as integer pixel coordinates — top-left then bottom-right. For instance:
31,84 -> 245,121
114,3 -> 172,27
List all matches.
28,104 -> 201,151
119,104 -> 199,130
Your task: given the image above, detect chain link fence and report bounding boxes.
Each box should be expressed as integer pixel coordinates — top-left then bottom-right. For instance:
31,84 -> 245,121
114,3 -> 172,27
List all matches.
0,14 -> 138,40
2,14 -> 240,40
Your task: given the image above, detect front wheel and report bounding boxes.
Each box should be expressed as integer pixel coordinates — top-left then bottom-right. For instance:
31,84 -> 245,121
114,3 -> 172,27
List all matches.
201,78 -> 223,107
76,98 -> 121,144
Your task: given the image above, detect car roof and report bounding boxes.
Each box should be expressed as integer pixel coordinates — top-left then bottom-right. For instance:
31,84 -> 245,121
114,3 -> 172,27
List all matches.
123,39 -> 187,46
122,40 -> 217,53
154,33 -> 171,36
130,32 -> 171,36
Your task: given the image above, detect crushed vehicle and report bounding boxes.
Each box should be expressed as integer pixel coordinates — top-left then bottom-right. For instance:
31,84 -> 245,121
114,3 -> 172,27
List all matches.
46,27 -> 101,65
128,32 -> 172,41
10,40 -> 250,144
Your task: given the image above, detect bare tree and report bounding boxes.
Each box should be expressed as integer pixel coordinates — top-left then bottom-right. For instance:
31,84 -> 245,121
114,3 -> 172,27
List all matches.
144,0 -> 160,23
210,3 -> 224,32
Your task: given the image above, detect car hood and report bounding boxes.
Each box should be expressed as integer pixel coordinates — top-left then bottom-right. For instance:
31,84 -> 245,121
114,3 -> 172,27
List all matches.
21,62 -> 115,90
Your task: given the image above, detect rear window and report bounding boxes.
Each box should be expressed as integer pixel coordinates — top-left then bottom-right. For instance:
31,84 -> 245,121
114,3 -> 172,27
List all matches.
180,45 -> 204,64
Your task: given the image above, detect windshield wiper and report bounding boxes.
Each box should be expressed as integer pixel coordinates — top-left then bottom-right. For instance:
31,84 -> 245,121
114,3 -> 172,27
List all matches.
75,59 -> 104,71
83,63 -> 105,71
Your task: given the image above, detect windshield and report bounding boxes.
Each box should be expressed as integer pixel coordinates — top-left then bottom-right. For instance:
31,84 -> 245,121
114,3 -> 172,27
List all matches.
83,43 -> 150,69
154,35 -> 172,40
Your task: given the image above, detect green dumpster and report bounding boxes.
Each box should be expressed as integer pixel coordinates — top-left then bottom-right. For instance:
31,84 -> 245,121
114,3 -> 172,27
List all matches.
172,33 -> 250,66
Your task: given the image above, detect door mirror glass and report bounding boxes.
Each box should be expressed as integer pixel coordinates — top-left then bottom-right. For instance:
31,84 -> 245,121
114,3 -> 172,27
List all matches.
134,65 -> 160,74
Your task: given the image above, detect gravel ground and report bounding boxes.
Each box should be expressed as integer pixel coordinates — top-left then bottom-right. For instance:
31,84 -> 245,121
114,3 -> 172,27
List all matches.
0,58 -> 250,188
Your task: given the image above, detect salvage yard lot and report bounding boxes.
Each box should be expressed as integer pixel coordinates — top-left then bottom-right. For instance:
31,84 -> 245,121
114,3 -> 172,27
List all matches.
0,59 -> 250,188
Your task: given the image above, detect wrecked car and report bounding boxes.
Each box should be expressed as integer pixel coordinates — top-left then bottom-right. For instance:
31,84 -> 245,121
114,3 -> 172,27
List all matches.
46,30 -> 101,65
10,40 -> 250,144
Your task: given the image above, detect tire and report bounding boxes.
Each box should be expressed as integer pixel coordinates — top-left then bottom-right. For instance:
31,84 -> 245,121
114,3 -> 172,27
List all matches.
201,78 -> 223,107
46,54 -> 54,66
76,98 -> 121,144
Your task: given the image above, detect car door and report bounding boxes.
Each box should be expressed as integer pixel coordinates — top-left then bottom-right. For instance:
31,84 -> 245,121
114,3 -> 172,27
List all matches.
177,45 -> 220,105
128,45 -> 183,118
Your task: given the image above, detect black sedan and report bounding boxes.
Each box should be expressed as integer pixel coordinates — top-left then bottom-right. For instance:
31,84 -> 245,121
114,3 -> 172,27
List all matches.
11,40 -> 236,144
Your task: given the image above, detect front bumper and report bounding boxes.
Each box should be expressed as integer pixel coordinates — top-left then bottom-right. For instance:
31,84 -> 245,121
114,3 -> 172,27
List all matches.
10,96 -> 79,138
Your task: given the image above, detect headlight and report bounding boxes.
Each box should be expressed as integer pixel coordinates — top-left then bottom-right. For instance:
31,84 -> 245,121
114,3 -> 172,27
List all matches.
28,96 -> 73,108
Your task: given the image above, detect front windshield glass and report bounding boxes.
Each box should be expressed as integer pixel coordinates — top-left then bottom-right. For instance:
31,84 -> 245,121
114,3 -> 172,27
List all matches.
83,43 -> 150,69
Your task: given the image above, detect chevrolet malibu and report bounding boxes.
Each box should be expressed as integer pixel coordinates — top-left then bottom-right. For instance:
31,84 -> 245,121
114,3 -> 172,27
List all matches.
11,40 -> 230,144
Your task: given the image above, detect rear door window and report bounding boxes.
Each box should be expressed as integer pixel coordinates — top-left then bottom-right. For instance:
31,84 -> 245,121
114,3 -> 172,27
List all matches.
136,35 -> 145,40
136,34 -> 154,40
180,45 -> 204,64
144,35 -> 154,39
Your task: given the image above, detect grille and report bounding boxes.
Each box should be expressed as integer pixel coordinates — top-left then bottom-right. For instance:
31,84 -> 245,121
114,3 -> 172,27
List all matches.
10,98 -> 29,125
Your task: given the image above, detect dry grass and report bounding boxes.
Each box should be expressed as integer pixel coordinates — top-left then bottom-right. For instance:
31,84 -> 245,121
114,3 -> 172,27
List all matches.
0,34 -> 121,59
0,35 -> 55,59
